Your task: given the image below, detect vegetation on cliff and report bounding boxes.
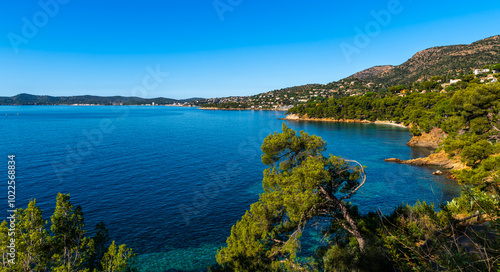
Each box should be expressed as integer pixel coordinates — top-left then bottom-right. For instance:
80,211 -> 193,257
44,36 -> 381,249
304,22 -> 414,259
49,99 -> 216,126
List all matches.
289,82 -> 500,168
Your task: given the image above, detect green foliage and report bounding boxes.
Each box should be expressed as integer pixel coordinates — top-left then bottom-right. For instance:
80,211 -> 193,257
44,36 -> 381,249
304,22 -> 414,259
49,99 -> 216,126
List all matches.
322,227 -> 391,272
455,80 -> 469,89
0,200 -> 50,271
409,126 -> 422,136
463,74 -> 475,82
289,89 -> 448,135
454,155 -> 500,189
460,140 -> 494,166
0,194 -> 136,272
50,193 -> 92,270
384,187 -> 500,272
101,241 -> 136,272
445,85 -> 457,92
388,85 -> 405,92
89,222 -> 111,271
419,80 -> 439,91
440,115 -> 465,134
323,243 -> 388,272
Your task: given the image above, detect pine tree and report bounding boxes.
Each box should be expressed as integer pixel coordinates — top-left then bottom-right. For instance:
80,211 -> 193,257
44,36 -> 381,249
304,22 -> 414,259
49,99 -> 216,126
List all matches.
88,222 -> 110,271
0,199 -> 50,271
16,200 -> 50,271
0,194 -> 136,271
49,193 -> 92,271
217,124 -> 367,270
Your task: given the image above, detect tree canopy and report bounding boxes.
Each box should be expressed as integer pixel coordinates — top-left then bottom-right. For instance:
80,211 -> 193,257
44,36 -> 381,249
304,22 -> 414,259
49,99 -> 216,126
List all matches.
216,124 -> 372,271
0,193 -> 136,272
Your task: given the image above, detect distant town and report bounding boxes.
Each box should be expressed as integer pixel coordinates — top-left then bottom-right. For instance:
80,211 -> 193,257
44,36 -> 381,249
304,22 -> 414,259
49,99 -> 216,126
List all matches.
188,64 -> 500,110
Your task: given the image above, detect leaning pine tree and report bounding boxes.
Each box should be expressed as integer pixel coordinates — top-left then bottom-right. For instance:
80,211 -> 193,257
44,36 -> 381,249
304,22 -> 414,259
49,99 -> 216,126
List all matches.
216,124 -> 368,271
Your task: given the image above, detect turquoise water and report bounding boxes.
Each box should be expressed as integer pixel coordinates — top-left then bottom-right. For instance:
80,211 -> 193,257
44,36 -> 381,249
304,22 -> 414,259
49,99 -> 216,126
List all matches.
0,106 -> 461,271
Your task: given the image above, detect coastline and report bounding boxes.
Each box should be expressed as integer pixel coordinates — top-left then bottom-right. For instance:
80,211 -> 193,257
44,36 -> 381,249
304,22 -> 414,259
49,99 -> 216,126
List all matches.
282,114 -> 409,128
283,114 -> 468,176
385,150 -> 468,171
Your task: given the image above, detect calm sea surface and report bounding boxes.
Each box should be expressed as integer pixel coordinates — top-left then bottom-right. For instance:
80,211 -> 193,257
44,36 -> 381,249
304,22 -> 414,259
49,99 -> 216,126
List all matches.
0,106 -> 461,271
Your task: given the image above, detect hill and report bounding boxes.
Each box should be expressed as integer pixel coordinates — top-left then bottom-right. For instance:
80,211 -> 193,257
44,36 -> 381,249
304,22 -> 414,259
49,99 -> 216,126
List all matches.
349,35 -> 500,84
193,35 -> 500,109
0,93 -> 203,105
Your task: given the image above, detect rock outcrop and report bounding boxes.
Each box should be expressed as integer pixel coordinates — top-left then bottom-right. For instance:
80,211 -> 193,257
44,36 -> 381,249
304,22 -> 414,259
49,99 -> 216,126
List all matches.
385,150 -> 467,170
285,114 -> 301,120
433,170 -> 443,175
407,127 -> 446,149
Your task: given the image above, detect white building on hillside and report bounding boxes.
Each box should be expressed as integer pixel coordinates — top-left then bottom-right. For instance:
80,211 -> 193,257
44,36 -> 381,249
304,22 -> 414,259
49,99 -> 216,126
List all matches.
474,69 -> 491,75
474,69 -> 481,75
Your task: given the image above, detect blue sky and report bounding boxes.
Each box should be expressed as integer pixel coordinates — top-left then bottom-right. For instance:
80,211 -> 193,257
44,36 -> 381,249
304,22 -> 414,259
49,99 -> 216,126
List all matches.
0,0 -> 499,99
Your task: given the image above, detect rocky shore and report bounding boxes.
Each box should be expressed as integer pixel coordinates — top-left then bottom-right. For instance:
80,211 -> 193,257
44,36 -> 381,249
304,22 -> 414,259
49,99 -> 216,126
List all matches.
284,114 -> 468,176
386,128 -> 468,174
385,150 -> 467,170
284,114 -> 408,128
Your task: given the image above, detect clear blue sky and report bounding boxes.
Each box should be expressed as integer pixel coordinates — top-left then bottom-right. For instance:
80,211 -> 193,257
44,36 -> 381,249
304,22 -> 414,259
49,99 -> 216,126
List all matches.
1,0 -> 499,99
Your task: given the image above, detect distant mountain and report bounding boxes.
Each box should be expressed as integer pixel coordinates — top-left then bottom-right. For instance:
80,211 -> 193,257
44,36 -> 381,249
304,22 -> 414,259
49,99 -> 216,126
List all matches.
0,94 -> 203,105
348,35 -> 500,85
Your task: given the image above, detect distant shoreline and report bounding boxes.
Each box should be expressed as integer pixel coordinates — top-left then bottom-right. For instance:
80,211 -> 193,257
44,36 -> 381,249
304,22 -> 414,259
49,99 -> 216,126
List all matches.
0,104 -> 194,107
198,107 -> 289,111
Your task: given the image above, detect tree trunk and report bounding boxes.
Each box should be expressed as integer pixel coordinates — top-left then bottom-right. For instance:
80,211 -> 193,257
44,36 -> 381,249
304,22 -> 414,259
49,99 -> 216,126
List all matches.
338,201 -> 366,252
318,186 -> 367,252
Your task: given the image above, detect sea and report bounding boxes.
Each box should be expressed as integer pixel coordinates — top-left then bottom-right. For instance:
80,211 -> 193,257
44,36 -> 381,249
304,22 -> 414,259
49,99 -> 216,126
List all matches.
0,106 -> 461,271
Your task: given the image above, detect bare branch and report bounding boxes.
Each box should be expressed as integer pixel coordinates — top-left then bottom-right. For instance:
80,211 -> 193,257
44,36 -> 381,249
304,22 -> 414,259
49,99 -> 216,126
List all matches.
340,159 -> 366,201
